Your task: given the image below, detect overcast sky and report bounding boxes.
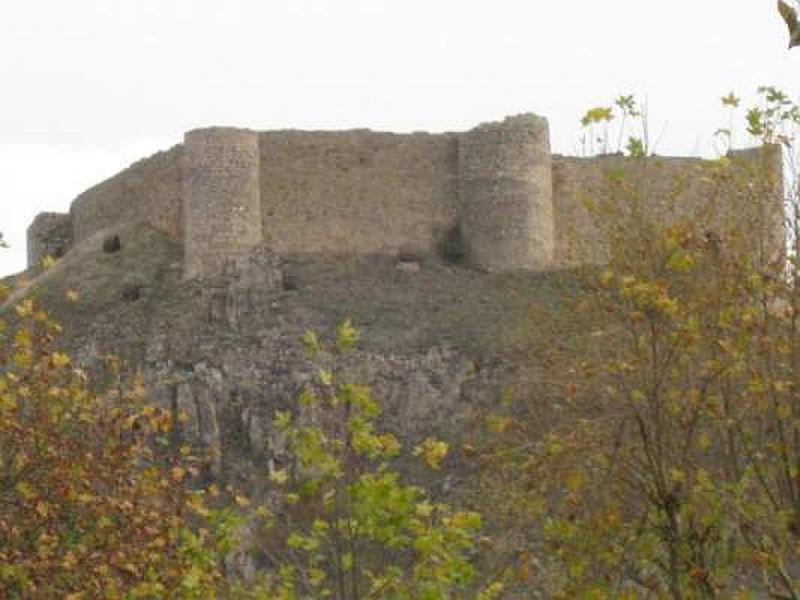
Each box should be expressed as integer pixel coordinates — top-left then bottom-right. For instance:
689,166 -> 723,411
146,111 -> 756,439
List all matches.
1,0 -> 796,275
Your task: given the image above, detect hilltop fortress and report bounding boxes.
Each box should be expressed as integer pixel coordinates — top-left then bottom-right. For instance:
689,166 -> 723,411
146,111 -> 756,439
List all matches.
26,114 -> 783,278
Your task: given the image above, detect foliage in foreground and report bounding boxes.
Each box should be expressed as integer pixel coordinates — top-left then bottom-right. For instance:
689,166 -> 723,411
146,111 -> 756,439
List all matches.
0,271 -> 499,599
488,89 -> 800,599
234,321 -> 503,600
0,291 -> 227,598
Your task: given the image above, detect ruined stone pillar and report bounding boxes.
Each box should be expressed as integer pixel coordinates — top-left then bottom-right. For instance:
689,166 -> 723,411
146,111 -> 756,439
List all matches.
458,114 -> 554,271
182,128 -> 262,279
26,212 -> 72,268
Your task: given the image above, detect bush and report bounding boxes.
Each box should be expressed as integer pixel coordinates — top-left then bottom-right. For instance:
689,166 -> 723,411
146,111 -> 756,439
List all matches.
0,290 -> 224,598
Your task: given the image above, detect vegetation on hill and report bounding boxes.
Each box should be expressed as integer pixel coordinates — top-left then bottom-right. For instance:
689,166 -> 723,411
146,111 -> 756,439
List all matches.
483,89 -> 800,598
0,290 -> 228,597
232,323 -> 502,599
0,287 -> 497,598
5,83 -> 800,598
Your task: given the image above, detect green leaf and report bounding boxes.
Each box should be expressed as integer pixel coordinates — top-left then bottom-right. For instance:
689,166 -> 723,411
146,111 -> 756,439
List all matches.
301,330 -> 322,356
625,137 -> 645,157
666,250 -> 696,273
746,108 -> 765,137
581,106 -> 614,127
336,319 -> 359,351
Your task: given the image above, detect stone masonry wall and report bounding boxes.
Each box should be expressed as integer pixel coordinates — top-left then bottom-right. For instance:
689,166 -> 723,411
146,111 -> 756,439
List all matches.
28,114 -> 784,279
27,212 -> 73,268
258,130 -> 460,257
552,154 -> 710,267
183,128 -> 262,280
551,145 -> 783,267
70,145 -> 183,244
459,114 -> 554,271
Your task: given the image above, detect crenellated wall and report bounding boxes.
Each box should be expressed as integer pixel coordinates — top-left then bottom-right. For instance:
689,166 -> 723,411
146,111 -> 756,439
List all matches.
27,114 -> 784,279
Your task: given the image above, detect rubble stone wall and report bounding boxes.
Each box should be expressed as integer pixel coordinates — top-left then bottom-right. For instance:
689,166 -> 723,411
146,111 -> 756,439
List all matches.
258,130 -> 460,258
183,128 -> 262,280
69,145 -> 183,245
27,114 -> 784,279
551,144 -> 783,267
27,212 -> 73,267
459,114 -> 554,271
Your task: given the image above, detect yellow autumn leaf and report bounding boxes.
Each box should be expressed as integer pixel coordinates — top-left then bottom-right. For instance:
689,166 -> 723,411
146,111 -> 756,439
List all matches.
415,501 -> 434,517
14,299 -> 34,318
187,495 -> 211,518
413,438 -> 449,470
39,255 -> 57,269
0,393 -> 14,413
62,552 -> 78,569
599,269 -> 615,288
317,368 -> 333,386
669,468 -> 686,483
75,492 -> 94,504
51,352 -> 71,368
16,481 -> 36,500
94,564 -> 110,577
269,468 -> 288,485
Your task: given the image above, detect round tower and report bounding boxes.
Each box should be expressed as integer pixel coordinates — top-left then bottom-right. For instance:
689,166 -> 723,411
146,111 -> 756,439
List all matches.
182,128 -> 262,279
458,114 -> 554,271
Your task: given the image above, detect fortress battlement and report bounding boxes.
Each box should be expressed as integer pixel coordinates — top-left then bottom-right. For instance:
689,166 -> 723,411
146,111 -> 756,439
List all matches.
26,114 -> 783,278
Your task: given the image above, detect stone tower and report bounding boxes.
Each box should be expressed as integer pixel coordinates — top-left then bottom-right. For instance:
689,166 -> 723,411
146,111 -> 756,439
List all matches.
458,114 -> 554,271
182,128 -> 263,279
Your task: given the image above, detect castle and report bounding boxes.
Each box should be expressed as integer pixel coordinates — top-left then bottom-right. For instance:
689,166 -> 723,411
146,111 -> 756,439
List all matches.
26,114 -> 783,278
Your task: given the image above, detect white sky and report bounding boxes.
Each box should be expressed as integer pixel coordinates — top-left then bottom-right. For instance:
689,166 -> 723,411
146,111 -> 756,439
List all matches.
1,0 -> 797,275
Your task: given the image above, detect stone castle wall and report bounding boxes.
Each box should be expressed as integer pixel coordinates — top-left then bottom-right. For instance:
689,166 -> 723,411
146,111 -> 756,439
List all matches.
28,114 -> 784,278
258,130 -> 460,257
551,144 -> 783,267
27,212 -> 73,267
552,154 -> 714,267
70,145 -> 183,244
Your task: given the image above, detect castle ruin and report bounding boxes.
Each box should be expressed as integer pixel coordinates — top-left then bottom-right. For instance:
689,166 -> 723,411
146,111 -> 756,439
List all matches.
26,114 -> 783,277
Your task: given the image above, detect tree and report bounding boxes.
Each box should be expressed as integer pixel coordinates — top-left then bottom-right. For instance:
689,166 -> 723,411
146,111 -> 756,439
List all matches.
0,244 -> 500,598
485,90 -> 800,598
235,321 -> 503,600
0,289 -> 227,598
